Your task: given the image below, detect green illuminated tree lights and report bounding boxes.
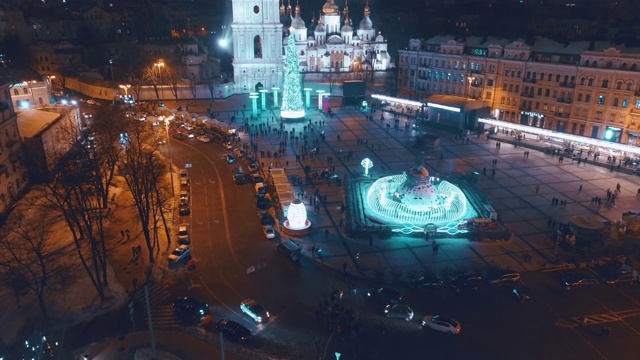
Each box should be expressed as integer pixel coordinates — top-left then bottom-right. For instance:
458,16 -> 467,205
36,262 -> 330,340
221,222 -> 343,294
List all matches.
281,31 -> 305,118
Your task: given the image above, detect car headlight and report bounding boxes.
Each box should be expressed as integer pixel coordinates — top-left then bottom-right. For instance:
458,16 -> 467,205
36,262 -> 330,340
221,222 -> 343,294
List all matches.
265,311 -> 270,317
257,316 -> 262,322
421,321 -> 426,326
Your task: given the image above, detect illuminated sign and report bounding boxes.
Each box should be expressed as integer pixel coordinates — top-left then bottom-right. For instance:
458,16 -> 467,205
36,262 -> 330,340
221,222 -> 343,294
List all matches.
371,94 -> 424,107
520,111 -> 544,118
427,102 -> 461,113
479,118 -> 640,155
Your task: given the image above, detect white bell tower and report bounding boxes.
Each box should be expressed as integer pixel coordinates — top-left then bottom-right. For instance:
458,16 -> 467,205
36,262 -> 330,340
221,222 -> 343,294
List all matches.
231,0 -> 283,94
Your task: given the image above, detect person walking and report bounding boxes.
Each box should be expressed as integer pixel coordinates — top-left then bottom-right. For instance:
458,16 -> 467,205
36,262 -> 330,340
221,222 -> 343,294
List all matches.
121,230 -> 126,240
325,229 -> 329,239
125,229 -> 131,240
579,184 -> 583,192
536,184 -> 540,194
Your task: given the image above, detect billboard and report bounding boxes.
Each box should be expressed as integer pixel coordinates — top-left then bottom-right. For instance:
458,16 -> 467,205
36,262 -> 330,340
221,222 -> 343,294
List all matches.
343,80 -> 365,98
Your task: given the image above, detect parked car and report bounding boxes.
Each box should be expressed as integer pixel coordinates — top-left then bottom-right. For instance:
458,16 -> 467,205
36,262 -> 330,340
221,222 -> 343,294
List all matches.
449,273 -> 485,292
486,269 -> 521,285
258,210 -> 275,225
215,319 -> 252,341
410,275 -> 444,291
599,270 -> 638,285
561,273 -> 599,290
225,155 -> 236,164
177,225 -> 190,245
179,203 -> 191,216
179,190 -> 190,204
223,142 -> 234,150
366,287 -> 403,304
233,148 -> 245,157
196,135 -> 211,143
251,174 -> 265,184
173,297 -> 209,324
168,245 -> 191,263
240,299 -> 270,323
276,240 -> 302,262
263,225 -> 276,239
421,315 -> 461,334
248,163 -> 260,172
384,304 -> 414,321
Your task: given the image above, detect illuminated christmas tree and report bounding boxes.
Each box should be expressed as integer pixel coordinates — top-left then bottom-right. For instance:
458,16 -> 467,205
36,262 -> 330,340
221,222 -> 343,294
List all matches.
280,30 -> 305,119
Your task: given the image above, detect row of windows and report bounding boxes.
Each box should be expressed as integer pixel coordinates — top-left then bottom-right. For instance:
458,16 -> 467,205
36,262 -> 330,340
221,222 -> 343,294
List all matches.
13,88 -> 29,95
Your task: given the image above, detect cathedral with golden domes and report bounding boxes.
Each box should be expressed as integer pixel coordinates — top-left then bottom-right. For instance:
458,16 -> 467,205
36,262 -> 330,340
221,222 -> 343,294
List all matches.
283,0 -> 392,74
230,0 -> 391,94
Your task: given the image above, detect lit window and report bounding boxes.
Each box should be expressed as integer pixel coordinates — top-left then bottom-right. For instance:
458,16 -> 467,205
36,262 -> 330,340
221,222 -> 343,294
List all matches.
622,99 -> 629,108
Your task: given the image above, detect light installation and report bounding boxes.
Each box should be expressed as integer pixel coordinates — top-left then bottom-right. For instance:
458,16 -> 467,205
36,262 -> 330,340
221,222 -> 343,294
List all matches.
361,158 -> 373,176
280,30 -> 305,120
479,118 -> 640,156
284,199 -> 311,230
365,168 -> 468,226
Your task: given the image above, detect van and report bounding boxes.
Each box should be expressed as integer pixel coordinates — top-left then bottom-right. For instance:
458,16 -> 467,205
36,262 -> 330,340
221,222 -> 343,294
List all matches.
234,166 -> 244,177
276,240 -> 302,262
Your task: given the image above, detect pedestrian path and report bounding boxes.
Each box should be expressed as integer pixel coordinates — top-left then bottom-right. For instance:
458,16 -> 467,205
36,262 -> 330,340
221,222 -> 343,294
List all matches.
132,283 -> 178,331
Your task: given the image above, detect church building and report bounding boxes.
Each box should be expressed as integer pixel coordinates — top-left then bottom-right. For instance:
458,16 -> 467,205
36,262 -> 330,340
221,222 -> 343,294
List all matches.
231,0 -> 392,94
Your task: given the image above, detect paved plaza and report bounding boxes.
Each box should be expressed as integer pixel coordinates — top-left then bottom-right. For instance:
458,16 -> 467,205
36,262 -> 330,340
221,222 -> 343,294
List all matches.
162,95 -> 640,285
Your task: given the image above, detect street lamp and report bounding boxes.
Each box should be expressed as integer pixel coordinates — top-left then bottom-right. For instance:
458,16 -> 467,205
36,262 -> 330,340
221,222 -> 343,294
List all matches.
163,116 -> 175,196
154,60 -> 165,101
109,59 -> 114,81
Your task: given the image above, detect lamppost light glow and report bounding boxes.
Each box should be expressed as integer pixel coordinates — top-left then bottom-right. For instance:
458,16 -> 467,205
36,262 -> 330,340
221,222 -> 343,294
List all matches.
361,158 -> 374,176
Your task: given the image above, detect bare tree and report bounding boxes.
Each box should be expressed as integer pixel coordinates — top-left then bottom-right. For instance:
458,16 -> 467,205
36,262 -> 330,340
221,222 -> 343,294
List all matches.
189,74 -> 197,100
40,106 -> 127,301
118,121 -> 170,267
142,65 -> 161,101
166,67 -> 181,101
128,73 -> 144,103
0,207 -> 56,319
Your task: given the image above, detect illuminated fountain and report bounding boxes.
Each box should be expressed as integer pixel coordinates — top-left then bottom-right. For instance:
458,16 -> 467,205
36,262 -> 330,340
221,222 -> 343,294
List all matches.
283,199 -> 312,235
365,164 -> 469,231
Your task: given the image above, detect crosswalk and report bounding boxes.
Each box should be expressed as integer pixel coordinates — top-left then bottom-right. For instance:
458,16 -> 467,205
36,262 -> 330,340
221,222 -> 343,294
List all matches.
555,308 -> 640,328
133,283 -> 180,331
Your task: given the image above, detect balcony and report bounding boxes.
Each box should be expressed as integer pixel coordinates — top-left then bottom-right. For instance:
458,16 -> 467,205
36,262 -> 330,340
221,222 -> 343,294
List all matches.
559,82 -> 575,88
521,92 -> 534,98
523,78 -> 537,84
555,112 -> 569,118
557,97 -> 573,104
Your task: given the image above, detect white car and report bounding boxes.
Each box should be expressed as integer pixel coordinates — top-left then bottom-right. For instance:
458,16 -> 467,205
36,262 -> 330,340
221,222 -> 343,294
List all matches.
179,190 -> 189,203
384,304 -> 414,321
421,315 -> 461,334
168,245 -> 191,263
263,225 -> 276,239
177,225 -> 190,245
223,142 -> 234,150
240,299 -> 270,323
196,135 -> 211,143
248,163 -> 259,172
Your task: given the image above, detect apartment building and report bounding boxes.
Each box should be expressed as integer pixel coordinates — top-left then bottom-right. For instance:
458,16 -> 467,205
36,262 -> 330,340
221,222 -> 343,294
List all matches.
397,36 -> 640,145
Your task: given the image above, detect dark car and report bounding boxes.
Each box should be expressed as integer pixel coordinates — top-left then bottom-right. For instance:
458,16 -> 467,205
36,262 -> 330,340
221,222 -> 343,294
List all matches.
600,270 -> 638,285
258,210 -> 275,225
173,297 -> 209,324
486,269 -> 521,285
251,174 -> 265,184
179,203 -> 190,216
366,287 -> 403,304
215,319 -> 252,341
561,273 -> 599,290
449,273 -> 485,292
410,276 -> 444,291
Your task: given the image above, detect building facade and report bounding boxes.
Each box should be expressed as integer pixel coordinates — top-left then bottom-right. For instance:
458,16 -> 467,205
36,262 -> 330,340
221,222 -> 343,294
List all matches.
230,0 -> 393,94
0,78 -> 28,216
397,36 -> 640,145
231,0 -> 284,94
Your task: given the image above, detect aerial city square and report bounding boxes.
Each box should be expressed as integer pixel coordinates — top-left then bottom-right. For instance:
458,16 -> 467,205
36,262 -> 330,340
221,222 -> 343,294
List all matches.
3,0 -> 640,359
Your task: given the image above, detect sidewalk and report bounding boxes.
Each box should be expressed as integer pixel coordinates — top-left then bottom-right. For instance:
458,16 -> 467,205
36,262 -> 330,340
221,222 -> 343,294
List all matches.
72,330 -> 244,360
